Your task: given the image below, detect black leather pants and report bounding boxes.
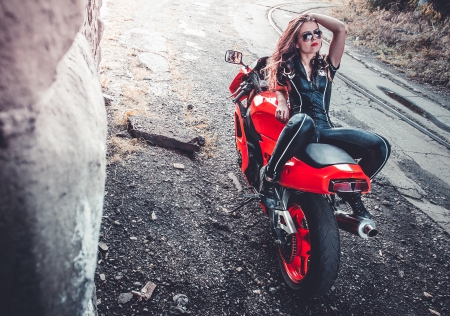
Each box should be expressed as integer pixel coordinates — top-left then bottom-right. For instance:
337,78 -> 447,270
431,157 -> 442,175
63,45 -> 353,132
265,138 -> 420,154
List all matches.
265,114 -> 315,180
316,125 -> 391,179
265,114 -> 391,180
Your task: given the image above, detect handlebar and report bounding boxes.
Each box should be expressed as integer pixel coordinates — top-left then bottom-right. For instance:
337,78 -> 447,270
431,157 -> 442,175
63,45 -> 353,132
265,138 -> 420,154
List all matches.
248,72 -> 262,94
233,88 -> 249,103
232,70 -> 262,103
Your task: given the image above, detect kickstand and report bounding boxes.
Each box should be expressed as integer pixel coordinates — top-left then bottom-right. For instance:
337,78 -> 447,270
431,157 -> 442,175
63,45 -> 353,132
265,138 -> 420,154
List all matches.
231,186 -> 261,213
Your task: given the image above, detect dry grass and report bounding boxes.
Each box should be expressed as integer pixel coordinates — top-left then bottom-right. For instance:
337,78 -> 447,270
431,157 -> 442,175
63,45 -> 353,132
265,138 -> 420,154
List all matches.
107,136 -> 142,164
202,133 -> 218,158
333,0 -> 450,88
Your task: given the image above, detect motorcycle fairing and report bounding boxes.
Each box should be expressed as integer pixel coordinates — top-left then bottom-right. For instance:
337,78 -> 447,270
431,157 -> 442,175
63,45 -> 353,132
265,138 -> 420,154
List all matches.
258,134 -> 371,194
229,66 -> 251,96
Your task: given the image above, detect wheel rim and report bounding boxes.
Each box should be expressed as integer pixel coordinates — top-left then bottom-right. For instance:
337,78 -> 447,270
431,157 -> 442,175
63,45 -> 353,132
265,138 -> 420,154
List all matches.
279,203 -> 311,283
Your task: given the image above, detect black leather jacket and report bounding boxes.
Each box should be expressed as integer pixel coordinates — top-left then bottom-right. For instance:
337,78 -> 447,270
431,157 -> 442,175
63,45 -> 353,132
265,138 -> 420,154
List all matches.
278,56 -> 339,129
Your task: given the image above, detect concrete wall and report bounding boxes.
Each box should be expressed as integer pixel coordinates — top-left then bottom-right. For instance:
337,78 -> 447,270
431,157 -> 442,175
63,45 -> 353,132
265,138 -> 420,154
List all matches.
0,1 -> 106,315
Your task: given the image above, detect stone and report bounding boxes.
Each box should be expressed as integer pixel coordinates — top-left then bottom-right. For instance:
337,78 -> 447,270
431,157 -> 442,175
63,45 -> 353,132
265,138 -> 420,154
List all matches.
0,1 -> 105,314
169,294 -> 189,314
99,274 -> 106,281
429,309 -> 441,316
127,115 -> 204,153
115,273 -> 124,280
268,287 -> 277,294
0,26 -> 106,316
80,0 -> 103,65
252,290 -> 261,294
130,237 -> 138,241
236,267 -> 243,272
228,172 -> 243,192
117,293 -> 133,304
139,281 -> 157,301
98,242 -> 109,252
173,163 -> 185,170
103,94 -> 114,106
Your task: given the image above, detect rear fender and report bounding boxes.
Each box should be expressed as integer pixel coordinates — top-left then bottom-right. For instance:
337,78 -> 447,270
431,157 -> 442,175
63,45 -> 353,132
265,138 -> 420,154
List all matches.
258,135 -> 370,194
278,158 -> 371,194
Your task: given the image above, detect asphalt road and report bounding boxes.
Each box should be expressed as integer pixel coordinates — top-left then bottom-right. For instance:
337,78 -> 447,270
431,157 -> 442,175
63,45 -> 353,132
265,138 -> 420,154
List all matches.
96,0 -> 450,315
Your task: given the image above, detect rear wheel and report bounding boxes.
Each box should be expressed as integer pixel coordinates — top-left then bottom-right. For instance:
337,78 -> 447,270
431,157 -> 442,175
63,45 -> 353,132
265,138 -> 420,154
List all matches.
278,192 -> 340,298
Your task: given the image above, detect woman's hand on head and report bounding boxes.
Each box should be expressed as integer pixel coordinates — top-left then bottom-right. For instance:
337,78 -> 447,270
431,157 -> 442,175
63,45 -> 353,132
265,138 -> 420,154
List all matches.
275,102 -> 290,123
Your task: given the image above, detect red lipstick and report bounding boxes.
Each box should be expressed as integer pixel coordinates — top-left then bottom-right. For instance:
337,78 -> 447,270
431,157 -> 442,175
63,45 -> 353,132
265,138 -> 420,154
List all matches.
311,42 -> 318,47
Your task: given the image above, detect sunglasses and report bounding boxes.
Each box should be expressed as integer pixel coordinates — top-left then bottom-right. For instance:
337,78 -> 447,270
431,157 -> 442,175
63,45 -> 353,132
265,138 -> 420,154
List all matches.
300,29 -> 323,42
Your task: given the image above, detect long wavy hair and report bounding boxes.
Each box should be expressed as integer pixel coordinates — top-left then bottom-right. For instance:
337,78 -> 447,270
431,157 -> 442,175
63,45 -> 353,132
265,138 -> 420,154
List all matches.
264,14 -> 329,91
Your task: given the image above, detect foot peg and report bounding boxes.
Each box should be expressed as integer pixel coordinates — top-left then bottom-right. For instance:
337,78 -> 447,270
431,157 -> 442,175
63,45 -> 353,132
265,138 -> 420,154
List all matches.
231,186 -> 260,213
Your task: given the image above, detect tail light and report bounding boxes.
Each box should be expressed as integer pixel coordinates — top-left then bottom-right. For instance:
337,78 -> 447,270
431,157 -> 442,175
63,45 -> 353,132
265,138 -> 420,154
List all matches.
329,179 -> 369,193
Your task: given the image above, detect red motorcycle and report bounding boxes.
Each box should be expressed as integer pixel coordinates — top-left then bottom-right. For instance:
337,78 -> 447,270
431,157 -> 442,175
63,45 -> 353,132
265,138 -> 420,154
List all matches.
225,50 -> 378,298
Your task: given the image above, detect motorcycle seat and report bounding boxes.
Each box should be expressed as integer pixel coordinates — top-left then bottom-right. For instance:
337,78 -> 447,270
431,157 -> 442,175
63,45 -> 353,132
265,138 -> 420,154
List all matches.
300,143 -> 357,168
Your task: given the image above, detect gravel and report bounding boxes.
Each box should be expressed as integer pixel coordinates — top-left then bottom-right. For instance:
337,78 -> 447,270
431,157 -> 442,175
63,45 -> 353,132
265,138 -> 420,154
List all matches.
95,0 -> 450,315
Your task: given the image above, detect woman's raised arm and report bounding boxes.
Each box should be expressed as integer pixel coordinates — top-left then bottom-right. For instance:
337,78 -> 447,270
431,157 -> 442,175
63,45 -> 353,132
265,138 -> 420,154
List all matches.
308,13 -> 346,68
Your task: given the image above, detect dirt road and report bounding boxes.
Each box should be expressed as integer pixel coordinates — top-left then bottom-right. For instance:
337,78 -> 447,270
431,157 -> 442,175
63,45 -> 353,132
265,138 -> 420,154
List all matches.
95,0 -> 450,315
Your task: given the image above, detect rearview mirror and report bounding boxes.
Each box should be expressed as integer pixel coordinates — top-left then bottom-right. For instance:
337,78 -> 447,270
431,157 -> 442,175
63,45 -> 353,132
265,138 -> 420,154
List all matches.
225,50 -> 243,65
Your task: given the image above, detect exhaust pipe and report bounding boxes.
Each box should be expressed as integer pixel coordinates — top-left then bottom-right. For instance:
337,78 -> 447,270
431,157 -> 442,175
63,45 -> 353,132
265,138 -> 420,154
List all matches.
335,212 -> 378,239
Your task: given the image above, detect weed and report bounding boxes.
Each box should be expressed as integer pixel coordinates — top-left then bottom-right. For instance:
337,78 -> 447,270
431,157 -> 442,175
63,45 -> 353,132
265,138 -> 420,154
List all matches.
202,133 -> 218,158
107,136 -> 141,165
333,0 -> 450,88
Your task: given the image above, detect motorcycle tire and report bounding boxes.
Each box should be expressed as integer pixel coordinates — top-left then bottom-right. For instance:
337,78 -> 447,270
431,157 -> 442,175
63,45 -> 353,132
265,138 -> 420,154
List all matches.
278,192 -> 340,298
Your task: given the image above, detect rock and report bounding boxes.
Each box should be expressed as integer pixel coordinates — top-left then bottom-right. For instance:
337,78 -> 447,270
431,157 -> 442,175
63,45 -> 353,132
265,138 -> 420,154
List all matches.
429,309 -> 441,316
173,163 -> 185,170
127,115 -> 203,153
253,290 -> 261,294
169,294 -> 189,314
98,242 -> 109,252
133,282 -> 142,286
268,287 -> 277,294
80,0 -> 103,64
103,94 -> 114,105
236,267 -> 243,272
117,292 -> 133,304
99,274 -> 106,281
114,220 -> 121,226
0,7 -> 106,313
228,172 -> 242,192
196,136 -> 206,146
132,281 -> 157,301
115,273 -> 123,280
424,292 -> 433,298
130,237 -> 138,240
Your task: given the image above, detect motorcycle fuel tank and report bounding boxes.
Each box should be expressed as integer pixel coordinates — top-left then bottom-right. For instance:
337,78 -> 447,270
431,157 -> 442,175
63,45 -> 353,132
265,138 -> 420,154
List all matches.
249,92 -> 285,141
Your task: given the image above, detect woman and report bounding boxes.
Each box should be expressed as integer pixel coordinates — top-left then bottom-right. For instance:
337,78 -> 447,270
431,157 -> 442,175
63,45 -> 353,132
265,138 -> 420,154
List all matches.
261,13 -> 391,219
